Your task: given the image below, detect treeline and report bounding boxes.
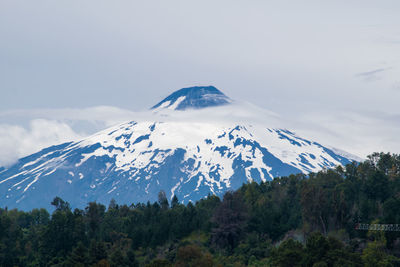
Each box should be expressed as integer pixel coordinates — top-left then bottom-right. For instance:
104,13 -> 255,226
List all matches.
1,152 -> 400,266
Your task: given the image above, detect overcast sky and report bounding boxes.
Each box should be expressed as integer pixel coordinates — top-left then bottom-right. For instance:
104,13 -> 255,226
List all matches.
1,0 -> 400,165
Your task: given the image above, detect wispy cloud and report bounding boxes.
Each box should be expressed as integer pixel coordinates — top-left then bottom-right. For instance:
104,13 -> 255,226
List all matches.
0,106 -> 139,127
355,67 -> 391,82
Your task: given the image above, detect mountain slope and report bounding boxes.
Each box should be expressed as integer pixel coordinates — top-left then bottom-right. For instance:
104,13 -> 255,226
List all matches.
0,87 -> 355,210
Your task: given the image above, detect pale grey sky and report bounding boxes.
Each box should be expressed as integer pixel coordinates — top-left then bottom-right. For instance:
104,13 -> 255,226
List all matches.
0,0 -> 400,164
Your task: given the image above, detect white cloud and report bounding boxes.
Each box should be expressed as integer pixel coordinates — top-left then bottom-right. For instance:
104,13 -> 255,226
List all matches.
0,119 -> 84,166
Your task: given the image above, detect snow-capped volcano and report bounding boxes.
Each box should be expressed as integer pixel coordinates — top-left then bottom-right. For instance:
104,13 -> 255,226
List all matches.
0,86 -> 356,210
151,86 -> 231,111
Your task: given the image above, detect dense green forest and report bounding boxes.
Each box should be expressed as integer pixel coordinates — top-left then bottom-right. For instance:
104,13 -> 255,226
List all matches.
1,152 -> 400,266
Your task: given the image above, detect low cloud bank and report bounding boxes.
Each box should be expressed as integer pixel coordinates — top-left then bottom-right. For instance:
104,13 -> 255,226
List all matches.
0,119 -> 83,166
1,105 -> 399,166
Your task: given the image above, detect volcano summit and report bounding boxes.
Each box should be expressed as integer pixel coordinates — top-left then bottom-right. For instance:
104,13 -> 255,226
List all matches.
151,86 -> 231,111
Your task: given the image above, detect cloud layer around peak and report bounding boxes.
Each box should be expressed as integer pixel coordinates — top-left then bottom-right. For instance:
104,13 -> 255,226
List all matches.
1,103 -> 399,167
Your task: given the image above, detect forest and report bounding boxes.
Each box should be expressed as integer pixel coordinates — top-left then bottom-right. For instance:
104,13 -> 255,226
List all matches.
1,152 -> 400,266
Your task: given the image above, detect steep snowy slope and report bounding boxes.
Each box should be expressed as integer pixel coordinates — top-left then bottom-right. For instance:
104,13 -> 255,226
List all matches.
0,86 -> 355,210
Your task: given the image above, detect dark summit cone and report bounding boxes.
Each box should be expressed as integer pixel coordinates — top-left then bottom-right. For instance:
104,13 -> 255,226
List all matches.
151,86 -> 231,111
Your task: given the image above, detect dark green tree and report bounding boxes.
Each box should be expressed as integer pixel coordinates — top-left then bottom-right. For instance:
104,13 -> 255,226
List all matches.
211,191 -> 248,251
